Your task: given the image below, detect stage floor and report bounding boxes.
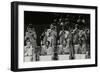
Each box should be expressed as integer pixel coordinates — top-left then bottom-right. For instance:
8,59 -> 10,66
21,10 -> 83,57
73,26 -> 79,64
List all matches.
24,54 -> 86,62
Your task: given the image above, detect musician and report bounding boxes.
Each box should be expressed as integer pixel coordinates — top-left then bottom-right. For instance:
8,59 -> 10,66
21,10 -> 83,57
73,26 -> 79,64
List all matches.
24,38 -> 35,61
25,26 -> 37,61
46,41 -> 53,55
67,29 -> 75,59
85,29 -> 90,58
25,26 -> 37,49
24,39 -> 33,56
46,24 -> 57,52
59,22 -> 66,45
72,24 -> 80,54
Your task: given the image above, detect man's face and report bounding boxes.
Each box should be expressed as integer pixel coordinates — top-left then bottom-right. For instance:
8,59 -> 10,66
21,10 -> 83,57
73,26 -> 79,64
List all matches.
46,42 -> 49,46
60,22 -> 63,26
50,24 -> 53,29
27,41 -> 30,46
28,28 -> 32,33
75,24 -> 78,29
86,29 -> 89,34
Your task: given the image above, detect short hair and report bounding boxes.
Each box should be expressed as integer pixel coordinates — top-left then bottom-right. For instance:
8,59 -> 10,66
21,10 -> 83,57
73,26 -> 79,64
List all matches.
75,24 -> 78,27
26,38 -> 30,43
46,41 -> 50,45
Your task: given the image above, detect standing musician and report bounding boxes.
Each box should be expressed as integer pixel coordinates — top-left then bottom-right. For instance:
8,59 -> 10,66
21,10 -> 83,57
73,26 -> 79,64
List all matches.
67,29 -> 75,59
72,24 -> 80,54
25,26 -> 37,61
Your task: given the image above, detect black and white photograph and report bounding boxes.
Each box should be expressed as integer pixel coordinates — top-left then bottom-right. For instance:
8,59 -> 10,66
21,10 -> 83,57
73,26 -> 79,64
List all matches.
11,1 -> 97,71
24,11 -> 90,62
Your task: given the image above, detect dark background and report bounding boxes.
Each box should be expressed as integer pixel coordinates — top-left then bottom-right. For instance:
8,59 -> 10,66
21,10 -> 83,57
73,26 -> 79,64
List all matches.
24,11 -> 90,46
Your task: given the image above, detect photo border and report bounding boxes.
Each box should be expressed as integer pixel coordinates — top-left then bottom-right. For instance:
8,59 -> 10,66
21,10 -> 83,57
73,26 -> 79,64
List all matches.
11,1 -> 98,72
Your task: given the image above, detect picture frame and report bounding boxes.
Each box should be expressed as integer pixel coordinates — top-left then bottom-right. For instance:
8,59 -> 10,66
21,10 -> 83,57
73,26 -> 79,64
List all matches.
11,1 -> 98,72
